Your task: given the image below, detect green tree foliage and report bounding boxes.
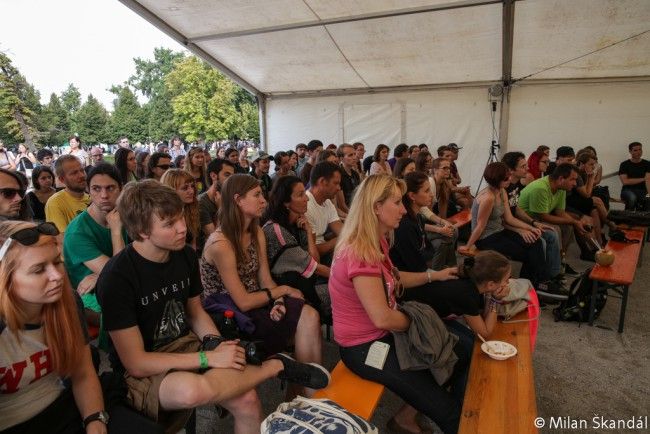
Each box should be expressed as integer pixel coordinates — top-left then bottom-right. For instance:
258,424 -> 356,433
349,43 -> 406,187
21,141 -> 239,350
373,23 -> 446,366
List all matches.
40,93 -> 70,146
166,56 -> 258,142
61,83 -> 81,114
129,48 -> 185,142
105,85 -> 146,143
0,52 -> 40,149
73,94 -> 109,145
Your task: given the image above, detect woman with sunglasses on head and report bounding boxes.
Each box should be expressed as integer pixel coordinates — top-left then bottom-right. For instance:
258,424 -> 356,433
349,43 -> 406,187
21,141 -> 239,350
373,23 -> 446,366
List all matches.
0,221 -> 108,434
160,169 -> 201,251
26,166 -> 57,222
459,162 -> 554,292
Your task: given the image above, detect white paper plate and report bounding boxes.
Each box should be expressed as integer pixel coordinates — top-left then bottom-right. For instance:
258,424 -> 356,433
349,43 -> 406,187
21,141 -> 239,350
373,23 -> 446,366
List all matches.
481,340 -> 518,360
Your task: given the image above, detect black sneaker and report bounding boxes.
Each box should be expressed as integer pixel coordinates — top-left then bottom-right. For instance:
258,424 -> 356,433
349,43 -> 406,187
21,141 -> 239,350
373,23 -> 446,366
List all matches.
272,353 -> 331,390
537,280 -> 569,301
562,262 -> 580,276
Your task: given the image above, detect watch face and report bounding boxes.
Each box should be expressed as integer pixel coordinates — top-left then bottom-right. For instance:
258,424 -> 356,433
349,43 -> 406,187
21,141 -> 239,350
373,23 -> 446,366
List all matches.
99,411 -> 109,423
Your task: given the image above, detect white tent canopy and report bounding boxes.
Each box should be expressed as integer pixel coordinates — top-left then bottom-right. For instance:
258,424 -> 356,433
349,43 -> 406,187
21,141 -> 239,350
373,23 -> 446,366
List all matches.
121,0 -> 650,188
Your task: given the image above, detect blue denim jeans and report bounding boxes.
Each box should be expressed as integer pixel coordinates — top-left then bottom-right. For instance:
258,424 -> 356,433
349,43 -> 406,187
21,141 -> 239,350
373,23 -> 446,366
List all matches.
540,229 -> 561,279
621,188 -> 647,211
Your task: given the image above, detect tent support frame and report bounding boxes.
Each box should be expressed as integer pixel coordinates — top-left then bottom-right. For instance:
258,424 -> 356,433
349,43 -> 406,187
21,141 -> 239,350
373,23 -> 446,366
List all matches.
190,0 -> 503,43
499,0 -> 516,151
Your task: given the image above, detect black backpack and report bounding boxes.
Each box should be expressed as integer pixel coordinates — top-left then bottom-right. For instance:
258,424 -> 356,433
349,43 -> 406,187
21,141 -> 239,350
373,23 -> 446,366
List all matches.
553,268 -> 607,323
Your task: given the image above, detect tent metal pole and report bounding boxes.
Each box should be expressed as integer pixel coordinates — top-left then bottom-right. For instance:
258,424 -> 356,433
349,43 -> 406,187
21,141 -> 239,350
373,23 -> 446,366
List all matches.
499,0 -> 515,152
257,94 -> 268,150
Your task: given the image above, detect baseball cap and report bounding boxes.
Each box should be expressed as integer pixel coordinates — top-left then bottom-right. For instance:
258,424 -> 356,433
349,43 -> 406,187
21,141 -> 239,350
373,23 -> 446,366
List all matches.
248,150 -> 274,163
448,143 -> 463,150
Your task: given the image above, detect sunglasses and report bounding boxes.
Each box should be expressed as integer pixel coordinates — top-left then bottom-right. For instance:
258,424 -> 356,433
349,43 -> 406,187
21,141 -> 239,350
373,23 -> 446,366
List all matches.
0,188 -> 26,199
156,164 -> 171,170
0,222 -> 59,261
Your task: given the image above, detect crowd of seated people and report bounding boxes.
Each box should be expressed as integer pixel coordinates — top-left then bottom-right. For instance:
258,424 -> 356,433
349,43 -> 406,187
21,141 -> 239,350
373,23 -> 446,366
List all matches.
1,135 -> 647,434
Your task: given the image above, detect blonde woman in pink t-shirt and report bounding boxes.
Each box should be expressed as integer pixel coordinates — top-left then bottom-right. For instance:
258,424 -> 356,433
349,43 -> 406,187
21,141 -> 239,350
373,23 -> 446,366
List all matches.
329,174 -> 467,434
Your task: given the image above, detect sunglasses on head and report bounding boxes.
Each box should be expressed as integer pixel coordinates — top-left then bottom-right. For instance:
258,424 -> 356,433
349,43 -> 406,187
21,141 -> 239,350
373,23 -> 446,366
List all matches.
0,188 -> 26,199
0,222 -> 59,261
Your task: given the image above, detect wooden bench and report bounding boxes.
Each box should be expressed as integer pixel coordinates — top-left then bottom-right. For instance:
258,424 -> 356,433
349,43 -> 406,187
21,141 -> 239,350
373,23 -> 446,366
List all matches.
448,208 -> 472,228
459,309 -> 538,434
588,227 -> 644,333
313,361 -> 385,420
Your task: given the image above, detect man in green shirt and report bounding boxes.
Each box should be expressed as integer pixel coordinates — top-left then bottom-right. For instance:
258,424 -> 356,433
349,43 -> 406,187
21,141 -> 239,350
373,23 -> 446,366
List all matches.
64,163 -> 128,342
520,163 -> 594,266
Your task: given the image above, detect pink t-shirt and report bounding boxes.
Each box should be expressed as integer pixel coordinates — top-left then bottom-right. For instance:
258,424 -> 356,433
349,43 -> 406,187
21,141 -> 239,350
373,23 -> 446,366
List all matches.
329,238 -> 397,347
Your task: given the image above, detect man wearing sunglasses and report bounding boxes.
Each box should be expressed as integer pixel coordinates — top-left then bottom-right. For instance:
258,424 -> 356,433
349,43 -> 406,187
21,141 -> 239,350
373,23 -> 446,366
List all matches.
146,152 -> 172,181
64,163 -> 128,339
45,155 -> 91,234
0,168 -> 29,221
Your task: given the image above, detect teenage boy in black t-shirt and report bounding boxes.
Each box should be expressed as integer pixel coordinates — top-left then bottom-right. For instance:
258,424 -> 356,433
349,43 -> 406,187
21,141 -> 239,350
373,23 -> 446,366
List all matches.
618,142 -> 650,210
97,180 -> 329,432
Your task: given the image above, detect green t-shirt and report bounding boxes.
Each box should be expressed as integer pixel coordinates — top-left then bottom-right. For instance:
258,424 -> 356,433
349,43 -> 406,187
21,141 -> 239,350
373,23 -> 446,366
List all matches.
63,210 -> 129,310
519,176 -> 566,218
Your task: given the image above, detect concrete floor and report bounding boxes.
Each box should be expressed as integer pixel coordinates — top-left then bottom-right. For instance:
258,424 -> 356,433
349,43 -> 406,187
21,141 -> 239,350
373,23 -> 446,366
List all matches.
193,175 -> 649,433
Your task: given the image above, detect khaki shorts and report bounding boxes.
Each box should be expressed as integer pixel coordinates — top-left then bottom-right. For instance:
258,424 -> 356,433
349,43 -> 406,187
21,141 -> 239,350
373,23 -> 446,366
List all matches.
124,332 -> 202,432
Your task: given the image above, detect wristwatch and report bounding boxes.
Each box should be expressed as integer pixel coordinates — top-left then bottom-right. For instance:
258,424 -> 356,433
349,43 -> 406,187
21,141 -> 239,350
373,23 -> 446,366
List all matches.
83,410 -> 109,428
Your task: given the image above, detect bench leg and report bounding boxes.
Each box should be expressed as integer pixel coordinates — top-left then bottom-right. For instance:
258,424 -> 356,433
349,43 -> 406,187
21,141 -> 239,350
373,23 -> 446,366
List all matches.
588,279 -> 600,326
618,285 -> 629,333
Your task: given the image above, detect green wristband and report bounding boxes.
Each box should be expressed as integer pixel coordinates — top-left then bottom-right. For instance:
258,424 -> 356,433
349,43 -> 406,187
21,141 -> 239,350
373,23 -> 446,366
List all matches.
199,351 -> 209,370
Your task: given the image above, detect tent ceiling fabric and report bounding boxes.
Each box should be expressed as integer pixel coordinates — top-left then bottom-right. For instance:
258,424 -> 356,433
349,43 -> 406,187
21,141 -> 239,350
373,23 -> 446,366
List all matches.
196,5 -> 501,92
512,0 -> 650,80
126,0 -> 650,96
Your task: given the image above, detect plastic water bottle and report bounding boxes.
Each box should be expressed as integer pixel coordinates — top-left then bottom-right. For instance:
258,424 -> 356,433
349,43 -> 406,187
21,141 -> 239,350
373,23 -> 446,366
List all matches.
221,310 -> 239,340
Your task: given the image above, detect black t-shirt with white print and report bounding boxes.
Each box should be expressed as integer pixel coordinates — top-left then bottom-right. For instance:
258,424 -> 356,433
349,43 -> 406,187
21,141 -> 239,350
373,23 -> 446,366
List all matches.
97,244 -> 202,355
505,180 -> 525,215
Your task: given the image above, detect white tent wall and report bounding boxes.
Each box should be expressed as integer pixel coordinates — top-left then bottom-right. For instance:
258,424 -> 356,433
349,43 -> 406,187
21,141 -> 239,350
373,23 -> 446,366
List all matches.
507,81 -> 650,177
266,87 -> 500,190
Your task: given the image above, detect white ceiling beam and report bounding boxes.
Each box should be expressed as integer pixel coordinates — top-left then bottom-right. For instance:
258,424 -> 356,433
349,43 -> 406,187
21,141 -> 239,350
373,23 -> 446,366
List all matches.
189,0 -> 503,43
265,75 -> 650,100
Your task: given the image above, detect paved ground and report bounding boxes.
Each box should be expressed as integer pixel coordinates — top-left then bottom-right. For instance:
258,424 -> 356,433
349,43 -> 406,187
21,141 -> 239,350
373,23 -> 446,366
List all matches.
187,176 -> 649,433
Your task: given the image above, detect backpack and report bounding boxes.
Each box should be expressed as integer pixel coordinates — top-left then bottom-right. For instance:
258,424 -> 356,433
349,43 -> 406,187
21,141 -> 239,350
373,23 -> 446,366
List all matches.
261,396 -> 378,434
553,268 -> 607,323
607,209 -> 650,225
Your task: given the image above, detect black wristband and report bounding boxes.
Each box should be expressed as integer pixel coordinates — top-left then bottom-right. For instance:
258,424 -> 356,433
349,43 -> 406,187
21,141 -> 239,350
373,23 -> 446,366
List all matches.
262,288 -> 273,303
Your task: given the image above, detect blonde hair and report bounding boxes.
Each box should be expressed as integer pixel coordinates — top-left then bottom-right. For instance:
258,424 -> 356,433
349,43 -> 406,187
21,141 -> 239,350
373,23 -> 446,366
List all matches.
160,169 -> 200,243
0,221 -> 85,376
335,174 -> 405,264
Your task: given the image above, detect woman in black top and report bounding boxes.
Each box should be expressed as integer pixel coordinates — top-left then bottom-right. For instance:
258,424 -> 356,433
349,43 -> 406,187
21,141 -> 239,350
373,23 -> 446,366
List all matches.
26,166 -> 56,222
262,176 -> 329,312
